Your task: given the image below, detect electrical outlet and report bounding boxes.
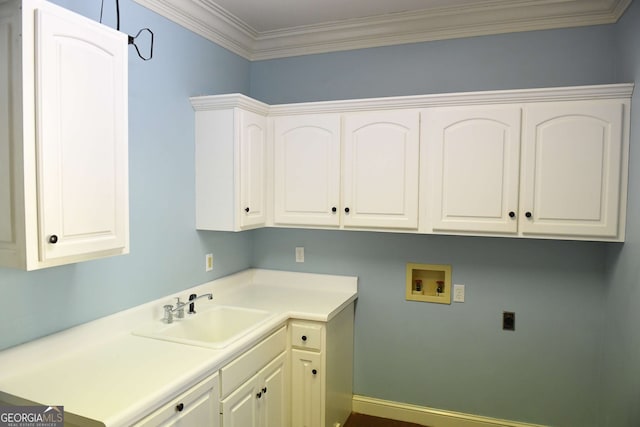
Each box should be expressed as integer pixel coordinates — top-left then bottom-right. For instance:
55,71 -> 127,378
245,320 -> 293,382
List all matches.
453,284 -> 465,302
205,253 -> 213,271
295,247 -> 304,263
503,311 -> 515,331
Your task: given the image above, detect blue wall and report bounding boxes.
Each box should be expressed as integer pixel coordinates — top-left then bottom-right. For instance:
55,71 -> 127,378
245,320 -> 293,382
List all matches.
250,25 -> 617,104
601,2 -> 640,426
0,0 -> 255,350
249,22 -> 630,427
1,1 -> 638,426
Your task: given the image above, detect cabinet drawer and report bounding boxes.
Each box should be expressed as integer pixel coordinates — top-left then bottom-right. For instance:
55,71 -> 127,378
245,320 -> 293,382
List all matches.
220,326 -> 286,398
290,321 -> 323,351
132,372 -> 218,427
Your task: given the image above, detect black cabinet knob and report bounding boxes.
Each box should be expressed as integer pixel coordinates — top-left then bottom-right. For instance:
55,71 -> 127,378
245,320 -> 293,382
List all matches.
301,335 -> 307,341
331,207 -> 337,213
262,387 -> 267,394
48,235 -> 58,244
244,207 -> 250,213
508,211 -> 515,218
525,211 -> 532,218
256,391 -> 262,399
176,403 -> 184,412
312,369 -> 317,375
344,207 -> 350,213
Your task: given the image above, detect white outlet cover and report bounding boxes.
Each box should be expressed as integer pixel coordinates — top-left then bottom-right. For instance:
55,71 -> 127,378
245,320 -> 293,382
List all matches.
205,254 -> 213,271
453,284 -> 465,302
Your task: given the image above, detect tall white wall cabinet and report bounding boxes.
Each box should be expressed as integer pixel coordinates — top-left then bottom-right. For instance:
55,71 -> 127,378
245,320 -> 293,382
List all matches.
0,0 -> 129,270
193,85 -> 632,242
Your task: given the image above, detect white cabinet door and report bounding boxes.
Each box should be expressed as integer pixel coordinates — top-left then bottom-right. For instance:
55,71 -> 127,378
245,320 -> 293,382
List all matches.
222,352 -> 287,427
239,110 -> 267,229
291,349 -> 322,427
259,353 -> 287,427
273,114 -> 341,226
35,4 -> 128,261
133,373 -> 220,427
222,374 -> 260,427
424,106 -> 521,233
520,101 -> 624,238
343,110 -> 420,229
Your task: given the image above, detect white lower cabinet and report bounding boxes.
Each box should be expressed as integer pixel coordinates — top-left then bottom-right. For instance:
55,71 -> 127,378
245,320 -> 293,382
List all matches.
220,326 -> 288,427
290,302 -> 355,427
132,372 -> 220,427
221,352 -> 287,427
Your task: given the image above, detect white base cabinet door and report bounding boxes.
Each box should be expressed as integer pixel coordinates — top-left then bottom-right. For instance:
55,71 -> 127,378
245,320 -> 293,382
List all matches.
0,0 -> 129,270
291,349 -> 322,427
520,101 -> 625,238
221,352 -> 287,427
132,373 -> 220,427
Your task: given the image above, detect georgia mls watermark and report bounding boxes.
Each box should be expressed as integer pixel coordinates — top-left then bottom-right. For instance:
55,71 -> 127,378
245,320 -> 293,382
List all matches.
0,406 -> 63,427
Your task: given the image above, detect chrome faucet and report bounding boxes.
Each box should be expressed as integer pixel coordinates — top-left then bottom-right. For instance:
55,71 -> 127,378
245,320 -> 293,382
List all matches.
162,293 -> 213,323
163,297 -> 187,324
188,293 -> 213,314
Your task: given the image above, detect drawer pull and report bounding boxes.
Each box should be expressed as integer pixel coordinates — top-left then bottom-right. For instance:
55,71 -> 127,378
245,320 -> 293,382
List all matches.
312,369 -> 318,375
301,335 -> 307,341
175,403 -> 184,412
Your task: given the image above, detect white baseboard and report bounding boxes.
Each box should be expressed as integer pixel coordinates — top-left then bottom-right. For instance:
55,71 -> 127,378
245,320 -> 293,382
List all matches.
351,395 -> 548,427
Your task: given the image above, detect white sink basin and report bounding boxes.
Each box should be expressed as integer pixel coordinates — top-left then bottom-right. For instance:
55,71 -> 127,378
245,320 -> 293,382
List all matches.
133,305 -> 277,349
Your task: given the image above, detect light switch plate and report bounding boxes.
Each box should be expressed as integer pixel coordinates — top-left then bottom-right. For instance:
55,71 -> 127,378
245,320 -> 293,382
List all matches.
295,247 -> 304,263
453,284 -> 465,302
205,253 -> 213,271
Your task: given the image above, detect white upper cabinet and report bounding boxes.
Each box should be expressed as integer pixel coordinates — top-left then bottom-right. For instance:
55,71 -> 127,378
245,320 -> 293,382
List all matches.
273,114 -> 341,227
520,101 -> 625,238
0,0 -> 129,270
193,96 -> 269,232
193,84 -> 631,241
342,110 -> 420,230
239,110 -> 268,229
423,106 -> 521,234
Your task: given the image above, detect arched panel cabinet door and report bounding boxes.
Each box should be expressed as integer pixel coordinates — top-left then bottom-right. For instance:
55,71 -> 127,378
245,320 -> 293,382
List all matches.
36,3 -> 128,262
238,110 -> 268,229
520,101 -> 625,238
342,110 -> 420,230
423,106 -> 522,234
273,114 -> 341,227
0,0 -> 128,270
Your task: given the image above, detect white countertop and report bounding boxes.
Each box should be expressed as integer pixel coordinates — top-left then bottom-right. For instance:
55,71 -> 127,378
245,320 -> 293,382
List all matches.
0,269 -> 357,427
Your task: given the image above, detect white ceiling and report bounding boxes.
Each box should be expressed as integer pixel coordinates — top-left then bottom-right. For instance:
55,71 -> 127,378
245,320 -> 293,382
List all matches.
134,0 -> 633,60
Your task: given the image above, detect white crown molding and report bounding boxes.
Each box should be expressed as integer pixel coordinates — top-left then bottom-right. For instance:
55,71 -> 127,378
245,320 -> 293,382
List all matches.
190,93 -> 271,115
134,0 -> 632,61
190,84 -> 635,115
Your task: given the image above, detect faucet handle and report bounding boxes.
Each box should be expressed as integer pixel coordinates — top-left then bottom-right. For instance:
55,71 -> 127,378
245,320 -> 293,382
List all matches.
175,298 -> 185,319
163,304 -> 174,324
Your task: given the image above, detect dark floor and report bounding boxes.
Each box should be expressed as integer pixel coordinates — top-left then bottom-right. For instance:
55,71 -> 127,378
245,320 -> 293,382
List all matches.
343,413 -> 429,427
